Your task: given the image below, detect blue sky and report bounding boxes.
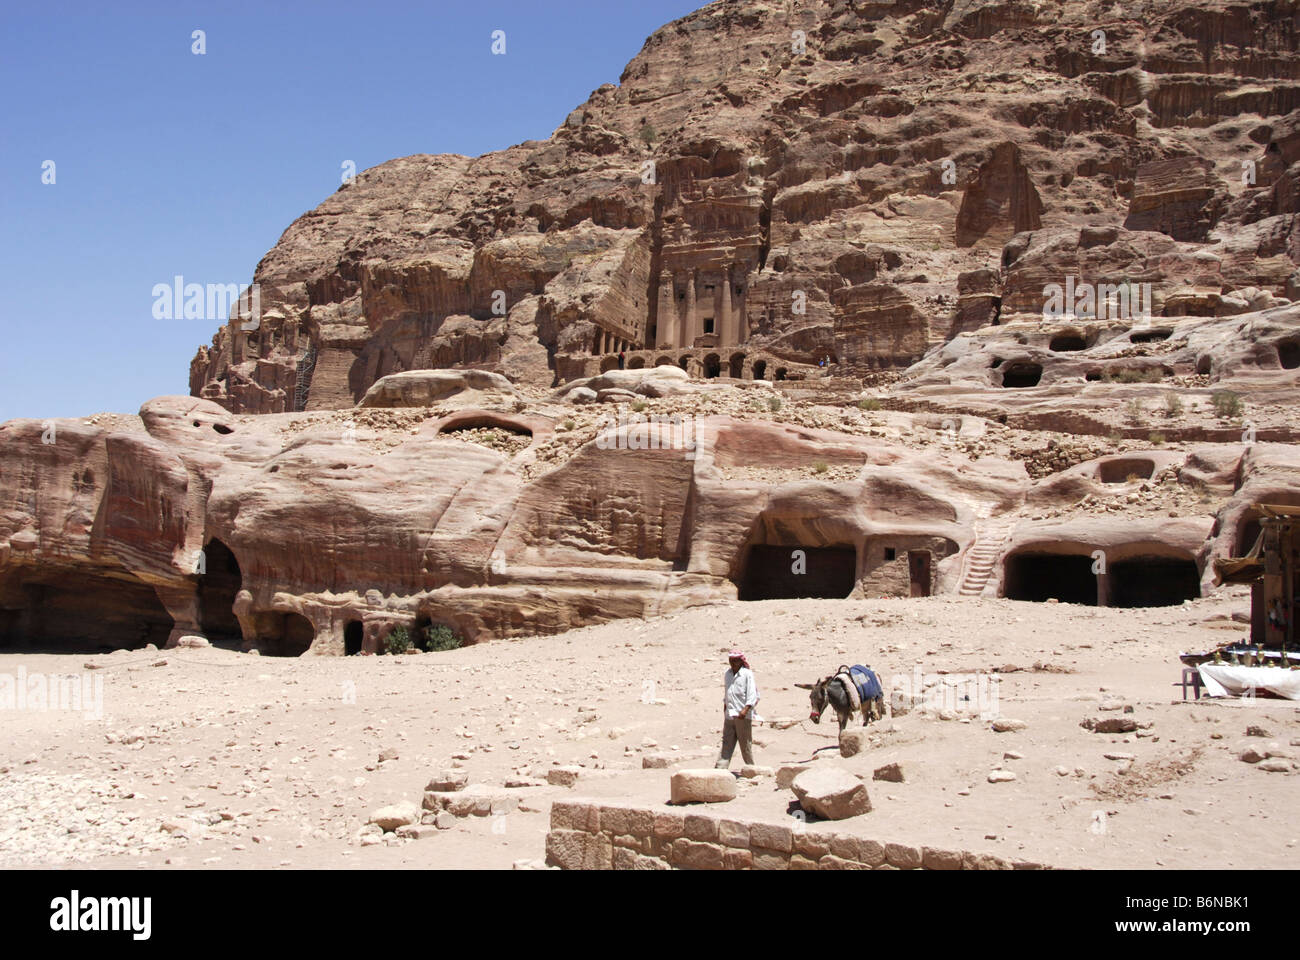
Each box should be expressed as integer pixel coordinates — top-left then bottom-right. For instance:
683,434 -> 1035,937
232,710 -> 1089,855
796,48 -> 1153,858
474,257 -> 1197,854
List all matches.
0,0 -> 704,422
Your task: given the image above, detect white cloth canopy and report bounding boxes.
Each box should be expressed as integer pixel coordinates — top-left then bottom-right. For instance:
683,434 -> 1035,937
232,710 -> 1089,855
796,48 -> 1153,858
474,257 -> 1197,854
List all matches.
1197,664 -> 1300,701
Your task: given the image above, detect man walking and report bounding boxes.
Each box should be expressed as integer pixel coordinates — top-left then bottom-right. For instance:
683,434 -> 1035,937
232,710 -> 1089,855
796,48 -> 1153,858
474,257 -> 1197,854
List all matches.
716,650 -> 759,769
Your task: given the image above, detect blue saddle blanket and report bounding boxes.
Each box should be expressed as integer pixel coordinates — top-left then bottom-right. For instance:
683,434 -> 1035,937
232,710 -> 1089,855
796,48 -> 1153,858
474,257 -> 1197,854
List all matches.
848,665 -> 882,701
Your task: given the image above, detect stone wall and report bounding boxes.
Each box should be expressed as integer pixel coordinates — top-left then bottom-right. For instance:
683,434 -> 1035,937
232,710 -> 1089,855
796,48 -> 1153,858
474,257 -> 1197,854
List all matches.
544,799 -> 1051,870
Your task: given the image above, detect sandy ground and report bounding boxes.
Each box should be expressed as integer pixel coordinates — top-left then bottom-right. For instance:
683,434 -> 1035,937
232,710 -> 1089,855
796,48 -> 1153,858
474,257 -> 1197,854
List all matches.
2,589 -> 1297,871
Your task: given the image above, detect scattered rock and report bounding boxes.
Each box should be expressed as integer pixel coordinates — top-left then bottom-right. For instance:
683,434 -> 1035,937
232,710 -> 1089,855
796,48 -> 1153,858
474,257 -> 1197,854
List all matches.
426,771 -> 469,793
368,801 -> 419,832
1082,717 -> 1137,734
775,764 -> 813,790
669,769 -> 738,805
873,762 -> 905,783
839,729 -> 871,757
791,767 -> 871,820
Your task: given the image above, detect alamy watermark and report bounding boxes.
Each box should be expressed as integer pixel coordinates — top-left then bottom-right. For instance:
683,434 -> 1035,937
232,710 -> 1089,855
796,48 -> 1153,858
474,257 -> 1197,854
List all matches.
891,665 -> 1000,720
0,666 -> 103,720
152,276 -> 261,330
1042,277 -> 1152,322
595,411 -> 699,460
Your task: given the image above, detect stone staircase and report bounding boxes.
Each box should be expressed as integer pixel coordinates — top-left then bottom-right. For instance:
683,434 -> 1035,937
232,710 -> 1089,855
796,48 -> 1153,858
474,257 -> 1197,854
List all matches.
958,513 -> 1018,598
293,342 -> 317,412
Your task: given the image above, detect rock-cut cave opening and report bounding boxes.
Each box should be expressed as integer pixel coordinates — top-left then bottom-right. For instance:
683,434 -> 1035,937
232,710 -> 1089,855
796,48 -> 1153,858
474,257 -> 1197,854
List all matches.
253,611 -> 316,657
1003,553 -> 1097,605
198,538 -> 243,646
1001,362 -> 1043,388
1109,557 -> 1200,608
0,568 -> 174,653
737,545 -> 857,601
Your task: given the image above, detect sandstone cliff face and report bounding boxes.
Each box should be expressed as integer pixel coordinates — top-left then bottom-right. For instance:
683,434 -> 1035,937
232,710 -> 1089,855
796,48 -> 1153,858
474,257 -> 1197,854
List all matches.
7,0 -> 1300,655
189,0 -> 1300,411
6,388 -> 1293,654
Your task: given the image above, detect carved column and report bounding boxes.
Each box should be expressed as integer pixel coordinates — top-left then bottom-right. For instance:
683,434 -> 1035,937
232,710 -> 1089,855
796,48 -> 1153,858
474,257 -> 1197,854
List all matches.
720,265 -> 734,348
657,272 -> 677,349
684,270 -> 698,348
735,272 -> 748,343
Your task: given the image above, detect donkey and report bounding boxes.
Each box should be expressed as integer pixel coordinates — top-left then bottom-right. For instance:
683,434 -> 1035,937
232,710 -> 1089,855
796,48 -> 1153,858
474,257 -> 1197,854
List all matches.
796,665 -> 885,732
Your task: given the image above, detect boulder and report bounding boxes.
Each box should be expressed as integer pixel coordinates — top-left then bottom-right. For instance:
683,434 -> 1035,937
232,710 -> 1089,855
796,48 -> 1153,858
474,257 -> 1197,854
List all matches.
426,771 -> 469,792
839,729 -> 871,757
546,766 -> 583,788
873,762 -> 905,783
791,767 -> 871,820
359,369 -> 520,409
1083,717 -> 1137,734
669,769 -> 737,804
776,764 -> 813,790
367,801 -> 420,833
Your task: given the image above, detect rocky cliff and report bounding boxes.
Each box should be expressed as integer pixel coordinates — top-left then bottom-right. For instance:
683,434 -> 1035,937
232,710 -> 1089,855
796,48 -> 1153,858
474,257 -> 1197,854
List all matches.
189,0 -> 1300,412
4,0 -> 1300,656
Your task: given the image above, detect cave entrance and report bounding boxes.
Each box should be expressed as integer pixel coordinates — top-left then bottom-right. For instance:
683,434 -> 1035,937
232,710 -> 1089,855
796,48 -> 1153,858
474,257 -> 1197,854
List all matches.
1001,362 -> 1043,388
1109,557 -> 1200,608
729,353 -> 746,378
908,551 -> 932,598
753,360 -> 767,381
0,568 -> 174,653
253,611 -> 316,657
344,620 -> 364,656
629,356 -> 646,370
738,545 -> 857,601
1004,553 -> 1097,605
1050,332 -> 1088,352
198,538 -> 243,646
704,354 -> 722,379
1098,458 -> 1155,484
1280,339 -> 1300,370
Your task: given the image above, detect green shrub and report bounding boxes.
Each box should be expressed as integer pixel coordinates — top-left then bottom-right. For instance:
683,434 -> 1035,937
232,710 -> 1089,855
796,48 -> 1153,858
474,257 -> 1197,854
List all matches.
1211,390 -> 1243,419
858,397 -> 882,411
631,400 -> 647,413
637,124 -> 657,145
1148,432 -> 1166,446
421,623 -> 463,653
563,418 -> 575,431
812,460 -> 829,474
1124,398 -> 1145,426
768,396 -> 783,412
383,626 -> 412,656
1163,393 -> 1184,418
